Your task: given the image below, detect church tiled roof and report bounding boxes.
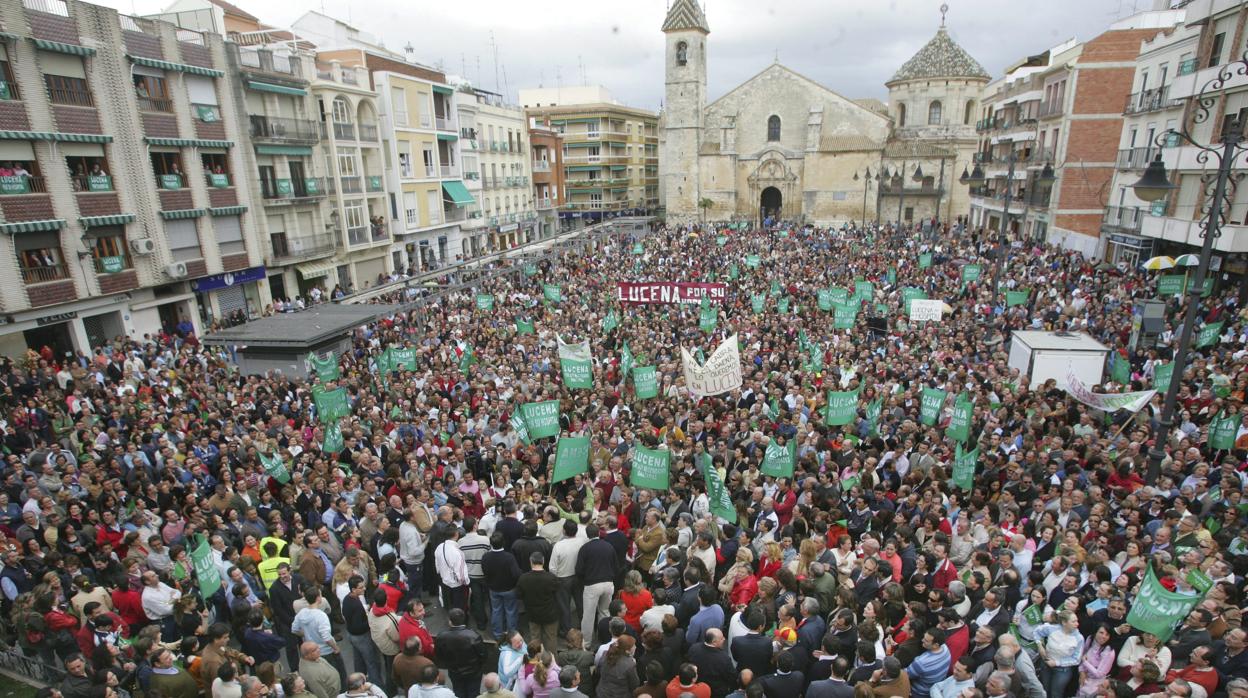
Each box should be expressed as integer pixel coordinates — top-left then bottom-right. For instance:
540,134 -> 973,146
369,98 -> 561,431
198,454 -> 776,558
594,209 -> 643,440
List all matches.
887,28 -> 988,85
661,0 -> 710,33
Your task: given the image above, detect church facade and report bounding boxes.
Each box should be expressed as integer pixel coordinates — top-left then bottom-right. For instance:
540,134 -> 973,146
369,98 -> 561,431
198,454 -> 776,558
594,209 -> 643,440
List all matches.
660,0 -> 989,228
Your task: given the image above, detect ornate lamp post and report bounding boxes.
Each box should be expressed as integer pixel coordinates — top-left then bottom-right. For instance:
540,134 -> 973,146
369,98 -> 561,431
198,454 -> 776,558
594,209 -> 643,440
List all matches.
854,168 -> 876,229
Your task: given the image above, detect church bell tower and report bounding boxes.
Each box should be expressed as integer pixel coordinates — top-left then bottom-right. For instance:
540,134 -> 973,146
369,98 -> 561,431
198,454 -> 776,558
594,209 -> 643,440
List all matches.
661,0 -> 709,222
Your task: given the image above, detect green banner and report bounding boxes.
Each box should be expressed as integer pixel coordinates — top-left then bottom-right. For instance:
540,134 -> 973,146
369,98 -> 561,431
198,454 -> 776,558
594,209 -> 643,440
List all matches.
520,400 -> 561,439
1127,565 -> 1203,642
458,344 -> 477,374
87,175 -> 112,192
99,256 -> 125,274
561,359 -> 592,389
308,351 -> 340,381
947,394 -> 972,443
1197,321 -> 1223,348
953,444 -> 977,491
543,284 -> 562,304
191,535 -> 222,599
770,280 -> 782,297
160,174 -> 183,190
834,302 -> 857,330
196,104 -> 219,122
1110,351 -> 1131,385
208,173 -> 230,188
761,439 -> 796,478
0,175 -> 29,195
854,280 -> 874,301
274,178 -> 292,196
818,289 -> 834,312
829,288 -> 849,304
552,435 -> 590,483
704,460 -> 737,523
516,318 -> 535,335
633,365 -> 658,399
304,178 -> 320,195
1211,411 -> 1238,450
259,451 -> 291,484
919,253 -> 933,269
920,387 -> 946,426
778,297 -> 790,314
1005,289 -> 1030,307
602,310 -> 620,334
751,294 -> 765,314
1158,275 -> 1186,297
476,293 -> 495,311
961,264 -> 982,282
865,398 -> 883,437
523,263 -> 538,277
716,235 -> 728,247
745,254 -> 761,268
509,408 -> 531,445
312,386 -> 350,423
887,267 -> 897,285
632,242 -> 644,254
1153,362 -> 1174,392
728,264 -> 739,280
390,347 -> 417,371
825,390 -> 859,426
630,445 -> 671,490
322,421 -> 343,454
902,287 -> 928,313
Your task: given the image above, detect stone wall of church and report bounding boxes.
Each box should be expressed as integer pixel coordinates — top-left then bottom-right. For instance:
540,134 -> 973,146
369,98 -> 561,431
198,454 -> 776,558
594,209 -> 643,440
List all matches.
802,151 -> 883,226
888,78 -> 985,137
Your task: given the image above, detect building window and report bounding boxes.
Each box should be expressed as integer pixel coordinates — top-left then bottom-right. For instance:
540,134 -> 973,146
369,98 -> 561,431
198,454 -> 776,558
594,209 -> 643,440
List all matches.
928,101 -> 942,125
150,151 -> 185,189
165,219 -> 201,262
65,153 -> 110,192
676,41 -> 688,66
404,191 -> 418,226
40,51 -> 92,106
87,226 -> 132,273
767,115 -> 781,142
964,101 -> 974,125
214,215 -> 245,255
898,104 -> 907,127
0,44 -> 19,100
133,72 -> 171,112
1209,32 -> 1226,68
201,153 -> 230,187
391,87 -> 407,126
0,153 -> 44,194
15,232 -> 68,284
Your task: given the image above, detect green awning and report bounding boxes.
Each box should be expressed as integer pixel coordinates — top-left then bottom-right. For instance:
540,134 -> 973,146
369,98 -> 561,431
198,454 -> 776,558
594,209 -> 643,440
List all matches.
255,144 -> 313,156
551,118 -> 601,125
0,33 -> 21,42
568,165 -> 602,172
609,165 -> 628,171
569,187 -> 603,193
32,39 -> 95,56
436,133 -> 458,141
208,205 -> 247,216
0,219 -> 65,234
128,55 -> 224,78
432,85 -> 454,95
565,142 -> 599,148
159,208 -> 205,220
297,259 -> 335,279
247,81 -> 307,97
440,180 -> 475,206
145,137 -> 233,148
79,213 -> 135,228
0,131 -> 112,143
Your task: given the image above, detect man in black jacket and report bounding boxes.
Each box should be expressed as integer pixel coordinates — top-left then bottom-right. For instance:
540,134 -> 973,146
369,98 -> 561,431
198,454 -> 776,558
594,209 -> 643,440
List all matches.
731,608 -> 774,679
761,651 -> 805,698
517,551 -> 560,653
676,567 -> 703,627
575,524 -> 617,650
341,575 -> 384,688
435,608 -> 485,698
512,521 -> 552,573
688,628 -> 735,698
480,532 -> 521,642
267,562 -> 304,668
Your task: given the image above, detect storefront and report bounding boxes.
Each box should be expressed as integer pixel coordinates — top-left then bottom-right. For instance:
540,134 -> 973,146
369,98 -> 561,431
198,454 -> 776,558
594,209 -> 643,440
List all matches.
190,266 -> 267,325
1104,232 -> 1154,269
0,291 -> 141,359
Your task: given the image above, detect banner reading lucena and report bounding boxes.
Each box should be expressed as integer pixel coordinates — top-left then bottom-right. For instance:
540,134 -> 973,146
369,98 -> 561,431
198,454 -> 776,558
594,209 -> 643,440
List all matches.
617,282 -> 727,305
682,334 -> 743,398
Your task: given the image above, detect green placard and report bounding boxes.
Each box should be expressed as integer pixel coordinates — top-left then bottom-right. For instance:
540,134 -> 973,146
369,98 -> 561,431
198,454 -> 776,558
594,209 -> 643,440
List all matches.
98,256 -> 125,274
632,242 -> 644,254
834,302 -> 857,330
191,536 -> 222,598
87,175 -> 112,192
947,394 -> 972,443
619,341 -> 635,378
920,386 -> 946,426
632,365 -> 658,399
560,357 -> 593,389
259,451 -> 291,484
778,297 -> 790,314
745,254 -> 761,268
818,289 -> 834,312
1186,568 -> 1214,594
520,400 -> 561,439
1126,565 -> 1202,642
1197,321 -> 1223,348
304,178 -> 320,195
919,253 -> 933,269
704,461 -> 737,523
761,439 -> 796,478
1023,604 -> 1044,626
961,264 -> 982,282
160,174 -> 182,190
751,294 -> 765,314
953,444 -> 978,491
630,445 -> 670,490
209,173 -> 229,188
543,284 -> 562,304
699,306 -> 717,333
390,347 -> 417,370
1153,362 -> 1174,392
552,435 -> 590,483
0,176 -> 28,195
825,390 -> 859,426
307,351 -> 340,381
476,293 -> 495,311
196,104 -> 219,122
1210,410 -> 1238,450
311,386 -> 350,423
602,310 -> 620,334
509,408 -> 531,445
716,235 -> 728,246
728,264 -> 739,280
865,398 -> 883,437
322,421 -> 344,454
1158,275 -> 1185,297
523,263 -> 538,277
770,279 -> 782,297
902,287 -> 928,313
275,178 -> 293,196
515,318 -> 535,335
887,267 -> 897,285
1005,289 -> 1030,307
854,280 -> 874,301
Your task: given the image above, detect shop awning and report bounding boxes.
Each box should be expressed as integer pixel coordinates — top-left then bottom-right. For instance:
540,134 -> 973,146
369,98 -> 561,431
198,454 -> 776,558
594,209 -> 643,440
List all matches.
297,259 -> 335,279
159,208 -> 205,220
208,205 -> 248,216
128,55 -> 224,78
0,219 -> 65,234
145,137 -> 233,148
79,213 -> 136,228
255,144 -> 313,156
32,38 -> 95,56
432,85 -> 454,95
568,165 -> 601,172
0,131 -> 112,143
436,133 -> 457,141
247,81 -> 307,97
441,180 -> 475,206
0,33 -> 22,42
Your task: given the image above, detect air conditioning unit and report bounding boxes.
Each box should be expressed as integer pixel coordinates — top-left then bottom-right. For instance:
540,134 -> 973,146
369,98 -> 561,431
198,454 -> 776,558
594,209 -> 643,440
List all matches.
165,262 -> 189,279
129,238 -> 156,256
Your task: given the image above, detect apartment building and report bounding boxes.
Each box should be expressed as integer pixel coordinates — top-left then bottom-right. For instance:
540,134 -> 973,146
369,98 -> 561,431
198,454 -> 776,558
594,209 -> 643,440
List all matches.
0,0 -> 268,358
520,87 -> 659,222
529,119 -> 565,238
462,86 -> 538,252
1134,0 -> 1248,284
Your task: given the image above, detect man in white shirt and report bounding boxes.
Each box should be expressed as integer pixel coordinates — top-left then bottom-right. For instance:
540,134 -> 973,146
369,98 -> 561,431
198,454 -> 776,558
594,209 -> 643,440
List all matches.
930,657 -> 976,698
140,570 -> 180,639
549,519 -> 587,635
434,526 -> 469,615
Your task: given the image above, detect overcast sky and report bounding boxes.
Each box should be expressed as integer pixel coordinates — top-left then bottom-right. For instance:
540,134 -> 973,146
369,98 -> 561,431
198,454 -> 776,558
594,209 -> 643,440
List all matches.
98,0 -> 1146,110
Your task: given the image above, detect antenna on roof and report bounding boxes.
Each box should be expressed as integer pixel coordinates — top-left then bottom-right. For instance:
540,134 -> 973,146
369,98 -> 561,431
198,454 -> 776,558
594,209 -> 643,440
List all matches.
940,2 -> 949,27
404,42 -> 414,61
490,31 -> 501,94
578,55 -> 587,85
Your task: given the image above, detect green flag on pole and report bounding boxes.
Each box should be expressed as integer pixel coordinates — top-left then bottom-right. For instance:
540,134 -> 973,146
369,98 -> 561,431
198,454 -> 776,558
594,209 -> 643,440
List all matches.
865,398 -> 883,436
699,306 -> 718,333
630,445 -> 671,490
777,297 -> 790,314
602,310 -> 620,334
818,289 -> 834,312
475,294 -> 495,311
312,386 -> 350,423
1153,362 -> 1174,392
543,284 -> 562,304
509,408 -> 532,445
1197,321 -> 1223,348
919,253 -> 933,269
558,336 -> 593,389
620,342 -> 636,378
825,389 -> 859,426
953,444 -> 978,491
920,387 -> 946,426
761,439 -> 796,478
307,351 -> 339,381
516,318 -> 536,335
745,254 -> 761,268
322,421 -> 344,454
834,302 -> 857,330
1211,411 -> 1238,450
947,393 -> 972,443
704,462 -> 737,523
751,294 -> 765,314
552,435 -> 591,483
1126,565 -> 1203,642
259,451 -> 291,484
519,401 -> 561,439
191,535 -> 222,599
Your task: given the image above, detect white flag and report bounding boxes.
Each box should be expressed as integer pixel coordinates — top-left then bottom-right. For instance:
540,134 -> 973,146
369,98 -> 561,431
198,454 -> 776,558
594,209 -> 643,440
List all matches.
682,334 -> 743,398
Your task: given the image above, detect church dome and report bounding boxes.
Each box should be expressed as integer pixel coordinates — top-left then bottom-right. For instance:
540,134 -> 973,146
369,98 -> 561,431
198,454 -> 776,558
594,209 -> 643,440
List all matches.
887,28 -> 989,86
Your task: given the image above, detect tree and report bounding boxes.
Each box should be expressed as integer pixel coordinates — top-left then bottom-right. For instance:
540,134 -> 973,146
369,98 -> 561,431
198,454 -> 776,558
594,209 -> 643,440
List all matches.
698,197 -> 714,224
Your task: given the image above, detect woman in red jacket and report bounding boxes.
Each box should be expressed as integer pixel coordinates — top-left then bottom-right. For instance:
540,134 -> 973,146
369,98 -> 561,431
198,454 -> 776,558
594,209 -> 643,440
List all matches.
38,593 -> 80,660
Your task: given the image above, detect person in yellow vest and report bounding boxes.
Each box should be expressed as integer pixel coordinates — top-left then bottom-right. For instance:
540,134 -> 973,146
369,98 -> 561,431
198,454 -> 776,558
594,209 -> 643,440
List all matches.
260,530 -> 288,560
258,541 -> 291,589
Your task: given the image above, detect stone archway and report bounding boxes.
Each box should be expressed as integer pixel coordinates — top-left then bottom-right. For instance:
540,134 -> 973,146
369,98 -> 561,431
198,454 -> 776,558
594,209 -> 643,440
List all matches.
760,187 -> 782,223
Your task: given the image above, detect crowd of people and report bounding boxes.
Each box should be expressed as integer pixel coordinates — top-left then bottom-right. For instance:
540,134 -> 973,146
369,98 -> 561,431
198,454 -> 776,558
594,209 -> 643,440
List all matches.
0,219 -> 1246,698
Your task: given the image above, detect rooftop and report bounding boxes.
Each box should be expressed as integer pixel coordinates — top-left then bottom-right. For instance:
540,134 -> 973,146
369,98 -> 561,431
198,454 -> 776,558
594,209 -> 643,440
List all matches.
203,304 -> 404,348
888,27 -> 990,86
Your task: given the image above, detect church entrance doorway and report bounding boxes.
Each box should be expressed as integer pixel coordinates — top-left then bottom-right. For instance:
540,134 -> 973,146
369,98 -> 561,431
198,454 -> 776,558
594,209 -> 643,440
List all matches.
760,186 -> 782,225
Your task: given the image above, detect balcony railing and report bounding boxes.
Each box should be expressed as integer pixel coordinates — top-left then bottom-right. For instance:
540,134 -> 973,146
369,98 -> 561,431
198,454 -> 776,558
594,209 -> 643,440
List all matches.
21,263 -> 68,284
347,225 -> 369,245
48,87 -> 94,107
1038,100 -> 1063,118
205,172 -> 232,188
434,116 -> 453,131
339,176 -> 362,194
0,175 -> 46,195
1178,58 -> 1199,76
358,123 -> 379,141
463,171 -> 480,181
532,160 -> 551,172
261,177 -> 330,200
271,233 -> 336,262
72,174 -> 113,192
157,173 -> 184,190
23,0 -> 68,16
439,165 -> 457,178
332,122 -> 355,140
424,165 -> 436,178
249,115 -> 321,143
1117,147 -> 1156,169
1124,86 -> 1178,115
1103,206 -> 1143,232
973,152 -> 993,164
136,95 -> 173,112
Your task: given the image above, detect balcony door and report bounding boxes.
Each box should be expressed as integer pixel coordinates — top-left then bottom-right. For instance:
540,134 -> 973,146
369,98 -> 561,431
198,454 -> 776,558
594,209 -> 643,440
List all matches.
289,161 -> 308,197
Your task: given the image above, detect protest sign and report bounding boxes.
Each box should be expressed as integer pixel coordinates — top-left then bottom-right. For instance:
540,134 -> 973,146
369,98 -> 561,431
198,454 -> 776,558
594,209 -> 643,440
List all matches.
681,335 -> 742,398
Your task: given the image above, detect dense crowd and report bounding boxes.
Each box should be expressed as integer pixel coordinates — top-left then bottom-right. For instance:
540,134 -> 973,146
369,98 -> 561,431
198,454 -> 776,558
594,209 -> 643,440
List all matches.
2,220 -> 1248,698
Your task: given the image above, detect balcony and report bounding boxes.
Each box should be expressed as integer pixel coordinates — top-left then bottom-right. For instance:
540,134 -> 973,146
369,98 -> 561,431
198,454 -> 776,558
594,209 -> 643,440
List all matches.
1117,147 -> 1156,169
136,95 -> 173,113
49,87 -> 94,107
1124,86 -> 1180,115
0,175 -> 47,195
463,171 -> 480,181
271,232 -> 336,262
439,165 -> 458,178
157,173 -> 184,190
434,116 -> 454,131
249,115 -> 321,143
347,225 -> 369,245
1177,58 -> 1199,76
532,160 -> 551,172
21,263 -> 69,285
339,176 -> 362,194
205,172 -> 232,188
975,117 -> 1001,132
1141,215 -> 1248,253
365,176 -> 383,192
1103,206 -> 1143,233
332,122 -> 355,140
71,175 -> 112,192
262,177 -> 330,201
358,123 -> 379,141
536,197 -> 553,209
370,222 -> 388,241
1038,100 -> 1063,118
973,152 -> 993,164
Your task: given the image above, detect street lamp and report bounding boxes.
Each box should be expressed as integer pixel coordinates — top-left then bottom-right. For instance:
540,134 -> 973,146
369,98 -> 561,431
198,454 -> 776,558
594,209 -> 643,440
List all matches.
854,168 -> 875,230
1132,66 -> 1244,483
